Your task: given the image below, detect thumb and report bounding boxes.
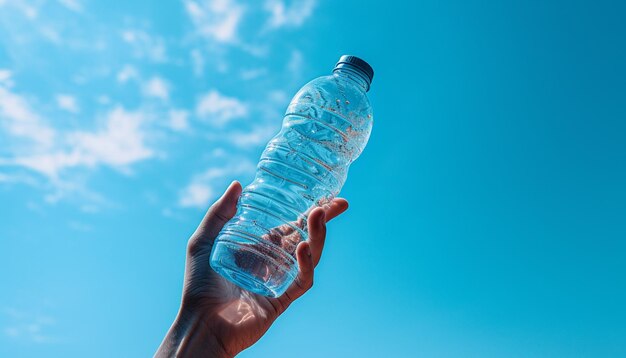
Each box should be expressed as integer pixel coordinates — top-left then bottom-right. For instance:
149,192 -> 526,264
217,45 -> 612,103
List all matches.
190,181 -> 242,249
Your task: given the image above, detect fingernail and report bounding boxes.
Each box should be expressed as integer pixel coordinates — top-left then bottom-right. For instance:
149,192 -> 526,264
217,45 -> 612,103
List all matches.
305,244 -> 312,258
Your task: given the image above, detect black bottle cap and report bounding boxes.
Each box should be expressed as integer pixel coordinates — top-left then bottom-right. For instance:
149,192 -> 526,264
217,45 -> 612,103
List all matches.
334,55 -> 374,86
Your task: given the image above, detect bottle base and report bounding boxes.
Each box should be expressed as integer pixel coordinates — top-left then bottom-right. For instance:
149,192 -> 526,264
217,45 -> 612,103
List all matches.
210,236 -> 298,298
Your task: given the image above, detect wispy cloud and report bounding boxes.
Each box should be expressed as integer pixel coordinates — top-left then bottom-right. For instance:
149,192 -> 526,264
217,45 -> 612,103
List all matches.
65,107 -> 153,169
0,86 -> 56,148
240,67 -> 267,80
2,307 -> 59,344
287,49 -> 304,77
121,29 -> 167,62
190,49 -> 205,77
0,69 -> 13,85
67,220 -> 92,232
0,1 -> 39,19
168,109 -> 189,131
267,89 -> 289,104
229,125 -> 277,148
195,90 -> 248,126
184,0 -> 245,43
264,0 -> 316,29
116,64 -> 139,83
58,0 -> 82,13
179,159 -> 255,208
179,182 -> 214,208
55,94 -> 79,113
142,76 -> 170,101
4,106 -> 153,179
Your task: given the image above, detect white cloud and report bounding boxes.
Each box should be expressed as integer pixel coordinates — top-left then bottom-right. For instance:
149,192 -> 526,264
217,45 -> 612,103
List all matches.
8,107 -> 153,178
39,26 -> 62,44
55,94 -> 79,113
66,107 -> 153,168
13,152 -> 81,178
17,2 -> 38,19
287,49 -> 303,76
240,67 -> 267,80
210,147 -> 227,158
116,65 -> 138,83
267,89 -> 289,104
184,0 -> 245,43
190,49 -> 204,77
0,69 -> 13,85
2,308 -> 58,344
121,29 -> 167,62
264,0 -> 316,29
68,220 -> 92,232
58,0 -> 82,12
0,86 -> 55,148
41,178 -> 110,206
179,160 -> 254,208
96,95 -> 111,105
0,1 -> 38,19
230,125 -> 277,148
168,109 -> 189,131
142,76 -> 170,100
196,90 -> 247,125
179,183 -> 214,208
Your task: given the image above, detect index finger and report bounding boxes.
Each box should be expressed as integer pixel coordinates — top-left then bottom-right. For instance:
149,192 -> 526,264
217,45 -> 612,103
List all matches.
322,198 -> 349,223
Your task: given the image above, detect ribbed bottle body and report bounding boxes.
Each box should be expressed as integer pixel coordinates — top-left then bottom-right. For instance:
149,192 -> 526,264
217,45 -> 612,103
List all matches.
210,69 -> 373,297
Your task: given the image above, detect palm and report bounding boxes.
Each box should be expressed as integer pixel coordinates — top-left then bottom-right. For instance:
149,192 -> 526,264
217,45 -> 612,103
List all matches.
176,181 -> 348,356
182,240 -> 282,354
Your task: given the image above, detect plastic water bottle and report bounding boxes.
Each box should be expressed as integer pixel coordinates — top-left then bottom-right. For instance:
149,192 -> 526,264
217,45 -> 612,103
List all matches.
210,55 -> 374,297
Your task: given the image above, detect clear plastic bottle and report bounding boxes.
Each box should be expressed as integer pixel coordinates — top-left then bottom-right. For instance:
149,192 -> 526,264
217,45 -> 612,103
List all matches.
210,55 -> 374,297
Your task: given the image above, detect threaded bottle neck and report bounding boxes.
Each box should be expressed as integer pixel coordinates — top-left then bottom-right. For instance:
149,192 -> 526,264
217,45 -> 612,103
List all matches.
333,65 -> 371,92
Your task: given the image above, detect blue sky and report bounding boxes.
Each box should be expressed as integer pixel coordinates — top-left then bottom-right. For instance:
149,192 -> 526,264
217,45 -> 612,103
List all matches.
1,0 -> 625,357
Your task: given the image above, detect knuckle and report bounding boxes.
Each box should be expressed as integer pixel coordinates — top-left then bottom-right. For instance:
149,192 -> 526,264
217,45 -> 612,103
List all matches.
210,205 -> 231,224
186,236 -> 201,255
186,240 -> 197,254
304,276 -> 314,290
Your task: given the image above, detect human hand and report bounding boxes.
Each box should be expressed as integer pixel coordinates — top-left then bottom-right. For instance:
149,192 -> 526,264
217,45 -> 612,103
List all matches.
155,181 -> 349,357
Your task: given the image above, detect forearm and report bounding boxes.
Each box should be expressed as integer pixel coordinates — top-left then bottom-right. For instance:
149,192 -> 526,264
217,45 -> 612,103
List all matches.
156,311 -> 232,358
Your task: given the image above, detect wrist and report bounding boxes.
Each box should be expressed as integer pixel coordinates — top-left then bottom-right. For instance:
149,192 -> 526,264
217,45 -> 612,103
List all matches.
156,309 -> 232,358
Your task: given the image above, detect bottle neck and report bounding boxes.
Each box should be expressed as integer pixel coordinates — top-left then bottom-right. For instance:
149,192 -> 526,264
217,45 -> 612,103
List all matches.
333,65 -> 370,92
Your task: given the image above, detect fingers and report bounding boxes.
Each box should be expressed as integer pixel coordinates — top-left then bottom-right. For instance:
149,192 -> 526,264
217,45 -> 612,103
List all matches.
265,198 -> 346,247
280,241 -> 314,305
274,197 -> 349,310
324,198 -> 349,222
265,217 -> 304,246
296,241 -> 314,280
307,208 -> 326,267
307,198 -> 348,266
189,181 -> 242,252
